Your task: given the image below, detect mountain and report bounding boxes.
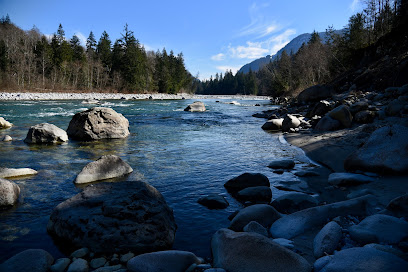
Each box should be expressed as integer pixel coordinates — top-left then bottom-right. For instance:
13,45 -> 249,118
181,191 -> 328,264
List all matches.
238,30 -> 344,74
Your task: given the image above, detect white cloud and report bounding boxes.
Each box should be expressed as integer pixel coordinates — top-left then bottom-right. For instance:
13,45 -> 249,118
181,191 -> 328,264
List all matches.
211,53 -> 226,61
74,31 -> 87,47
228,28 -> 296,59
216,65 -> 241,74
350,0 -> 362,12
238,3 -> 280,39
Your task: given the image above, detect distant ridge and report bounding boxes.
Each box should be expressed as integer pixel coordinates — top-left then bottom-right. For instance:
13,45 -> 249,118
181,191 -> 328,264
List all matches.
238,30 -> 344,74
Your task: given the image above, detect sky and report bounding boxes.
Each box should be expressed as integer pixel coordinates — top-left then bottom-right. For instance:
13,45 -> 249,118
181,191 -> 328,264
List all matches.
0,0 -> 364,80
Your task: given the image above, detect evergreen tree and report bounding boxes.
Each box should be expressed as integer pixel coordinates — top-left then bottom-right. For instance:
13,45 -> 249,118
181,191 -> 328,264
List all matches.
70,35 -> 85,62
97,31 -> 112,68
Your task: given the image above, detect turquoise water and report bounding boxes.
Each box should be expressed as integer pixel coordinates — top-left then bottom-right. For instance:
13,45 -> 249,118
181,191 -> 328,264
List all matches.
0,98 -> 309,261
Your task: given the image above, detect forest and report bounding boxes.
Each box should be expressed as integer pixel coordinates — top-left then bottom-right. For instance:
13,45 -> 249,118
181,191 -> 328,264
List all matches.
0,18 -> 196,93
199,0 -> 407,96
0,0 -> 406,96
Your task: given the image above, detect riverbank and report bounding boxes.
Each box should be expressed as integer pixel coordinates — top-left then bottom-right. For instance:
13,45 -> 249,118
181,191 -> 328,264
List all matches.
0,91 -> 271,101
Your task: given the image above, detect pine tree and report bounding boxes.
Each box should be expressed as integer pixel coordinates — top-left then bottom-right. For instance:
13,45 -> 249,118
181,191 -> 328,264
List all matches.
97,31 -> 112,68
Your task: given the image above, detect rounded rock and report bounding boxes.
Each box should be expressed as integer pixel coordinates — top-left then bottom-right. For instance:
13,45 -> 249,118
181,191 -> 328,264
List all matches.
0,178 -> 20,207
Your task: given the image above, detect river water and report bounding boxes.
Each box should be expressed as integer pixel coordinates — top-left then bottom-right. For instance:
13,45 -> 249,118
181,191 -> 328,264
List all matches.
0,98 -> 310,262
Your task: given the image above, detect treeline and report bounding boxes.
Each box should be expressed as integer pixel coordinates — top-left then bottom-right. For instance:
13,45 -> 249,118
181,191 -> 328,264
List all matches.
0,17 -> 194,93
199,0 -> 407,97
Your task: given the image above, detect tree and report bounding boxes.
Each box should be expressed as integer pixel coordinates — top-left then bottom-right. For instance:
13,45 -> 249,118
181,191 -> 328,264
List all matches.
97,31 -> 112,68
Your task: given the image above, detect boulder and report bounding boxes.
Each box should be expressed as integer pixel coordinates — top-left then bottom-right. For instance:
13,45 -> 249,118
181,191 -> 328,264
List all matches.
71,248 -> 89,258
267,159 -> 295,170
0,178 -> 20,207
354,110 -> 376,124
344,125 -> 408,174
211,229 -> 311,272
0,249 -> 54,272
315,247 -> 408,272
236,186 -> 272,203
272,238 -> 294,249
297,85 -> 333,103
67,258 -> 88,272
120,253 -> 135,263
310,100 -> 332,117
24,123 -> 68,144
282,114 -> 301,132
243,221 -> 269,237
0,117 -> 12,129
50,258 -> 71,272
2,135 -> 12,142
67,107 -> 130,140
349,214 -> 408,245
270,195 -> 376,239
74,155 -> 133,184
224,173 -> 270,193
127,250 -> 200,272
197,194 -> 229,209
261,118 -> 283,131
90,257 -> 106,269
328,172 -> 375,186
184,101 -> 206,112
328,105 -> 353,128
47,180 -> 176,254
350,101 -> 369,114
313,221 -> 342,258
314,115 -> 341,131
386,99 -> 406,116
271,192 -> 318,214
229,204 -> 281,231
386,194 -> 408,217
0,167 -> 38,178
294,170 -> 319,177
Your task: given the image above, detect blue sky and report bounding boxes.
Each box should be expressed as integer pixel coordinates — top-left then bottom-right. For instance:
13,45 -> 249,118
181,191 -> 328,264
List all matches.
1,0 -> 363,80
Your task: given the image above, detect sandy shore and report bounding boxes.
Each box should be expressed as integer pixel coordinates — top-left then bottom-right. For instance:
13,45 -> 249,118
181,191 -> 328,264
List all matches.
0,92 -> 271,101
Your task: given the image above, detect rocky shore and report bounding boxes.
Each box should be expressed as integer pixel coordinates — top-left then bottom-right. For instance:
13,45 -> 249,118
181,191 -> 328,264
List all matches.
0,91 -> 271,101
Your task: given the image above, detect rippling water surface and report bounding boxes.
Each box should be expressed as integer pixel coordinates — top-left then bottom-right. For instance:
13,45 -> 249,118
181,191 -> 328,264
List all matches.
0,98 -> 310,261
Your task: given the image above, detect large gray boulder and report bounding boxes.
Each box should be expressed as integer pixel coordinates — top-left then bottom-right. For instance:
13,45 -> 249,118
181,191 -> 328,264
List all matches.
282,114 -> 301,132
270,195 -> 376,239
24,123 -> 68,144
261,118 -> 283,131
316,247 -> 408,272
0,117 -> 12,129
47,180 -> 176,254
297,85 -> 333,103
74,155 -> 133,184
313,221 -> 342,258
224,173 -> 270,193
0,167 -> 38,178
328,105 -> 353,128
127,250 -> 201,272
344,125 -> 408,174
271,192 -> 318,214
349,214 -> 408,245
0,178 -> 20,207
328,172 -> 375,186
236,186 -> 272,203
67,107 -> 130,140
314,115 -> 341,131
229,204 -> 281,231
184,101 -> 206,112
211,229 -> 311,272
0,249 -> 54,272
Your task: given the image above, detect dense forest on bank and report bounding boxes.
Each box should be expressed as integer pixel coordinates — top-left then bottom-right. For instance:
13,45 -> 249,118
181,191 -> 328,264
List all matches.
0,0 -> 406,95
0,19 -> 196,93
199,0 -> 407,96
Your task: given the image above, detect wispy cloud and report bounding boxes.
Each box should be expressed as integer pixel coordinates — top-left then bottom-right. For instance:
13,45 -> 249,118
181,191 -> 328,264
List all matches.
211,53 -> 226,61
349,0 -> 362,12
74,31 -> 87,47
238,3 -> 280,39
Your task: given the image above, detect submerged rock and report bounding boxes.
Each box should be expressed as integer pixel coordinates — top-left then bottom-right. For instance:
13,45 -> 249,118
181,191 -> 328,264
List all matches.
236,186 -> 272,203
0,167 -> 38,178
344,125 -> 408,174
229,204 -> 280,231
184,101 -> 206,112
315,247 -> 408,272
24,123 -> 68,144
74,155 -> 133,184
198,194 -> 229,209
349,214 -> 408,245
0,178 -> 20,207
211,229 -> 311,272
67,107 -> 130,140
224,173 -> 270,193
47,180 -> 176,254
127,250 -> 201,272
0,249 -> 54,272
